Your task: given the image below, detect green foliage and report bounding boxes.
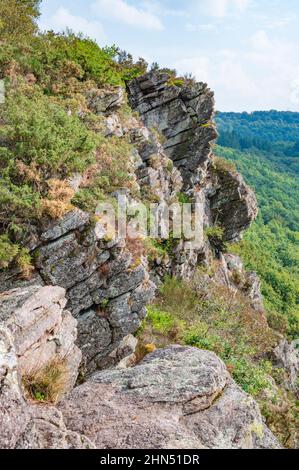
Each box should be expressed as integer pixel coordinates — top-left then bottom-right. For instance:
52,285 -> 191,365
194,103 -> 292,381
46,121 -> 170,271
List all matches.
0,82 -> 96,238
205,226 -> 227,251
0,0 -> 40,44
216,111 -> 299,174
230,359 -> 272,396
0,26 -> 142,274
216,143 -> 299,339
167,77 -> 185,88
0,235 -> 19,269
140,274 -> 276,367
212,156 -> 237,174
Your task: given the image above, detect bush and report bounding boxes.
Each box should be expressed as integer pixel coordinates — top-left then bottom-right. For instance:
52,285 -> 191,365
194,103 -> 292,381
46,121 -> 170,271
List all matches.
212,156 -> 237,174
205,225 -> 227,251
0,0 -> 40,44
230,359 -> 273,396
0,82 -> 96,234
0,235 -> 19,269
0,84 -> 96,178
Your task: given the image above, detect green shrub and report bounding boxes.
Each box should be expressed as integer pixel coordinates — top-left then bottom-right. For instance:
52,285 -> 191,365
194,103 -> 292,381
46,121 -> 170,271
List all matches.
0,235 -> 19,269
205,225 -> 227,251
0,84 -> 96,178
146,306 -> 176,334
230,359 -> 272,397
0,0 -> 40,44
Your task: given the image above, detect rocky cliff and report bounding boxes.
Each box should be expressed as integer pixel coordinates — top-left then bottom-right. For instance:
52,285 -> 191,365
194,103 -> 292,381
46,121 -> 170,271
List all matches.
0,72 -> 258,372
0,71 -> 297,449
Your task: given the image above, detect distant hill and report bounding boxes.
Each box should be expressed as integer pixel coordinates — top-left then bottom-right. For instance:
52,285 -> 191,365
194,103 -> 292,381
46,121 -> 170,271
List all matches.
215,111 -> 299,338
216,110 -> 299,174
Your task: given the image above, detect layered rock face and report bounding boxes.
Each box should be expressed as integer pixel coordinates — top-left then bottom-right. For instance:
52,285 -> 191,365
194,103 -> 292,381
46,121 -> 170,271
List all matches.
0,285 -> 81,391
0,212 -> 155,373
128,73 -> 218,188
128,71 -> 258,280
0,323 -> 94,449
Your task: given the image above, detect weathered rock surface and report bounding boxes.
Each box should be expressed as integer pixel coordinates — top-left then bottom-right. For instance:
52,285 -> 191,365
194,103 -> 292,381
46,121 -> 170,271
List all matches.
0,212 -> 156,373
0,285 -> 81,390
128,72 -> 258,281
0,327 -> 93,449
59,346 -> 281,449
85,86 -> 125,115
128,73 -> 218,188
209,168 -> 258,242
273,340 -> 299,396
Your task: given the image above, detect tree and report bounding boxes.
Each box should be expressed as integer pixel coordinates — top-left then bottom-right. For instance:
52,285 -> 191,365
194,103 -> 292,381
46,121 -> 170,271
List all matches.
0,0 -> 41,43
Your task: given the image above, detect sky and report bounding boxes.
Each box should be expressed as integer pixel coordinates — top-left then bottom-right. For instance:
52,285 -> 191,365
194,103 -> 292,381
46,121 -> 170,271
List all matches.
39,0 -> 299,112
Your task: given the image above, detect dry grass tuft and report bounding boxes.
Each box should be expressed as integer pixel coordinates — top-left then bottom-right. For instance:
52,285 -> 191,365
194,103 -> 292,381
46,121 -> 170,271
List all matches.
22,358 -> 69,404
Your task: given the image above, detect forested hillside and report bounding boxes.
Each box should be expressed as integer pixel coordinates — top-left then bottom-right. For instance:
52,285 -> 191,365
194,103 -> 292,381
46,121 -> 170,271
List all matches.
216,112 -> 299,338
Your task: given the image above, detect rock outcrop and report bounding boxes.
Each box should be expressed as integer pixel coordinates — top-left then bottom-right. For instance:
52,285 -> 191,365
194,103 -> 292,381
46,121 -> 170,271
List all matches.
273,340 -> 299,396
128,71 -> 258,281
128,73 -> 217,188
0,326 -> 93,449
1,317 -> 281,450
209,167 -> 258,242
0,213 -> 156,373
0,72 -> 258,372
0,285 -> 81,391
58,346 -> 281,449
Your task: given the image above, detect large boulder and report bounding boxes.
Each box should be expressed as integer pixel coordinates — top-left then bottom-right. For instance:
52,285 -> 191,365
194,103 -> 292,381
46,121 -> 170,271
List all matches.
59,346 -> 282,449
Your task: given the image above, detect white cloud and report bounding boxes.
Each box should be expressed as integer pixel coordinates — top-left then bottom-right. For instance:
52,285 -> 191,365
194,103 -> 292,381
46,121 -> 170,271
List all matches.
264,16 -> 295,30
40,7 -> 107,43
201,0 -> 250,18
250,30 -> 272,50
186,23 -> 217,32
174,28 -> 299,112
141,0 -> 189,18
91,0 -> 163,30
174,57 -> 211,84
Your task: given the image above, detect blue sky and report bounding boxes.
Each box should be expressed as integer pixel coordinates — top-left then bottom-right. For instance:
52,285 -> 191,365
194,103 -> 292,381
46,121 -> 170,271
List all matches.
39,0 -> 299,111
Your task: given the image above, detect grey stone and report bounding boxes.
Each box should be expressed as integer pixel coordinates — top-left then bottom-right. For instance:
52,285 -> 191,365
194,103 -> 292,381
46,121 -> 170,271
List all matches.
128,72 -> 217,188
40,210 -> 90,242
59,346 -> 282,449
210,169 -> 258,242
0,285 -> 81,393
273,340 -> 299,395
86,87 -> 125,114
